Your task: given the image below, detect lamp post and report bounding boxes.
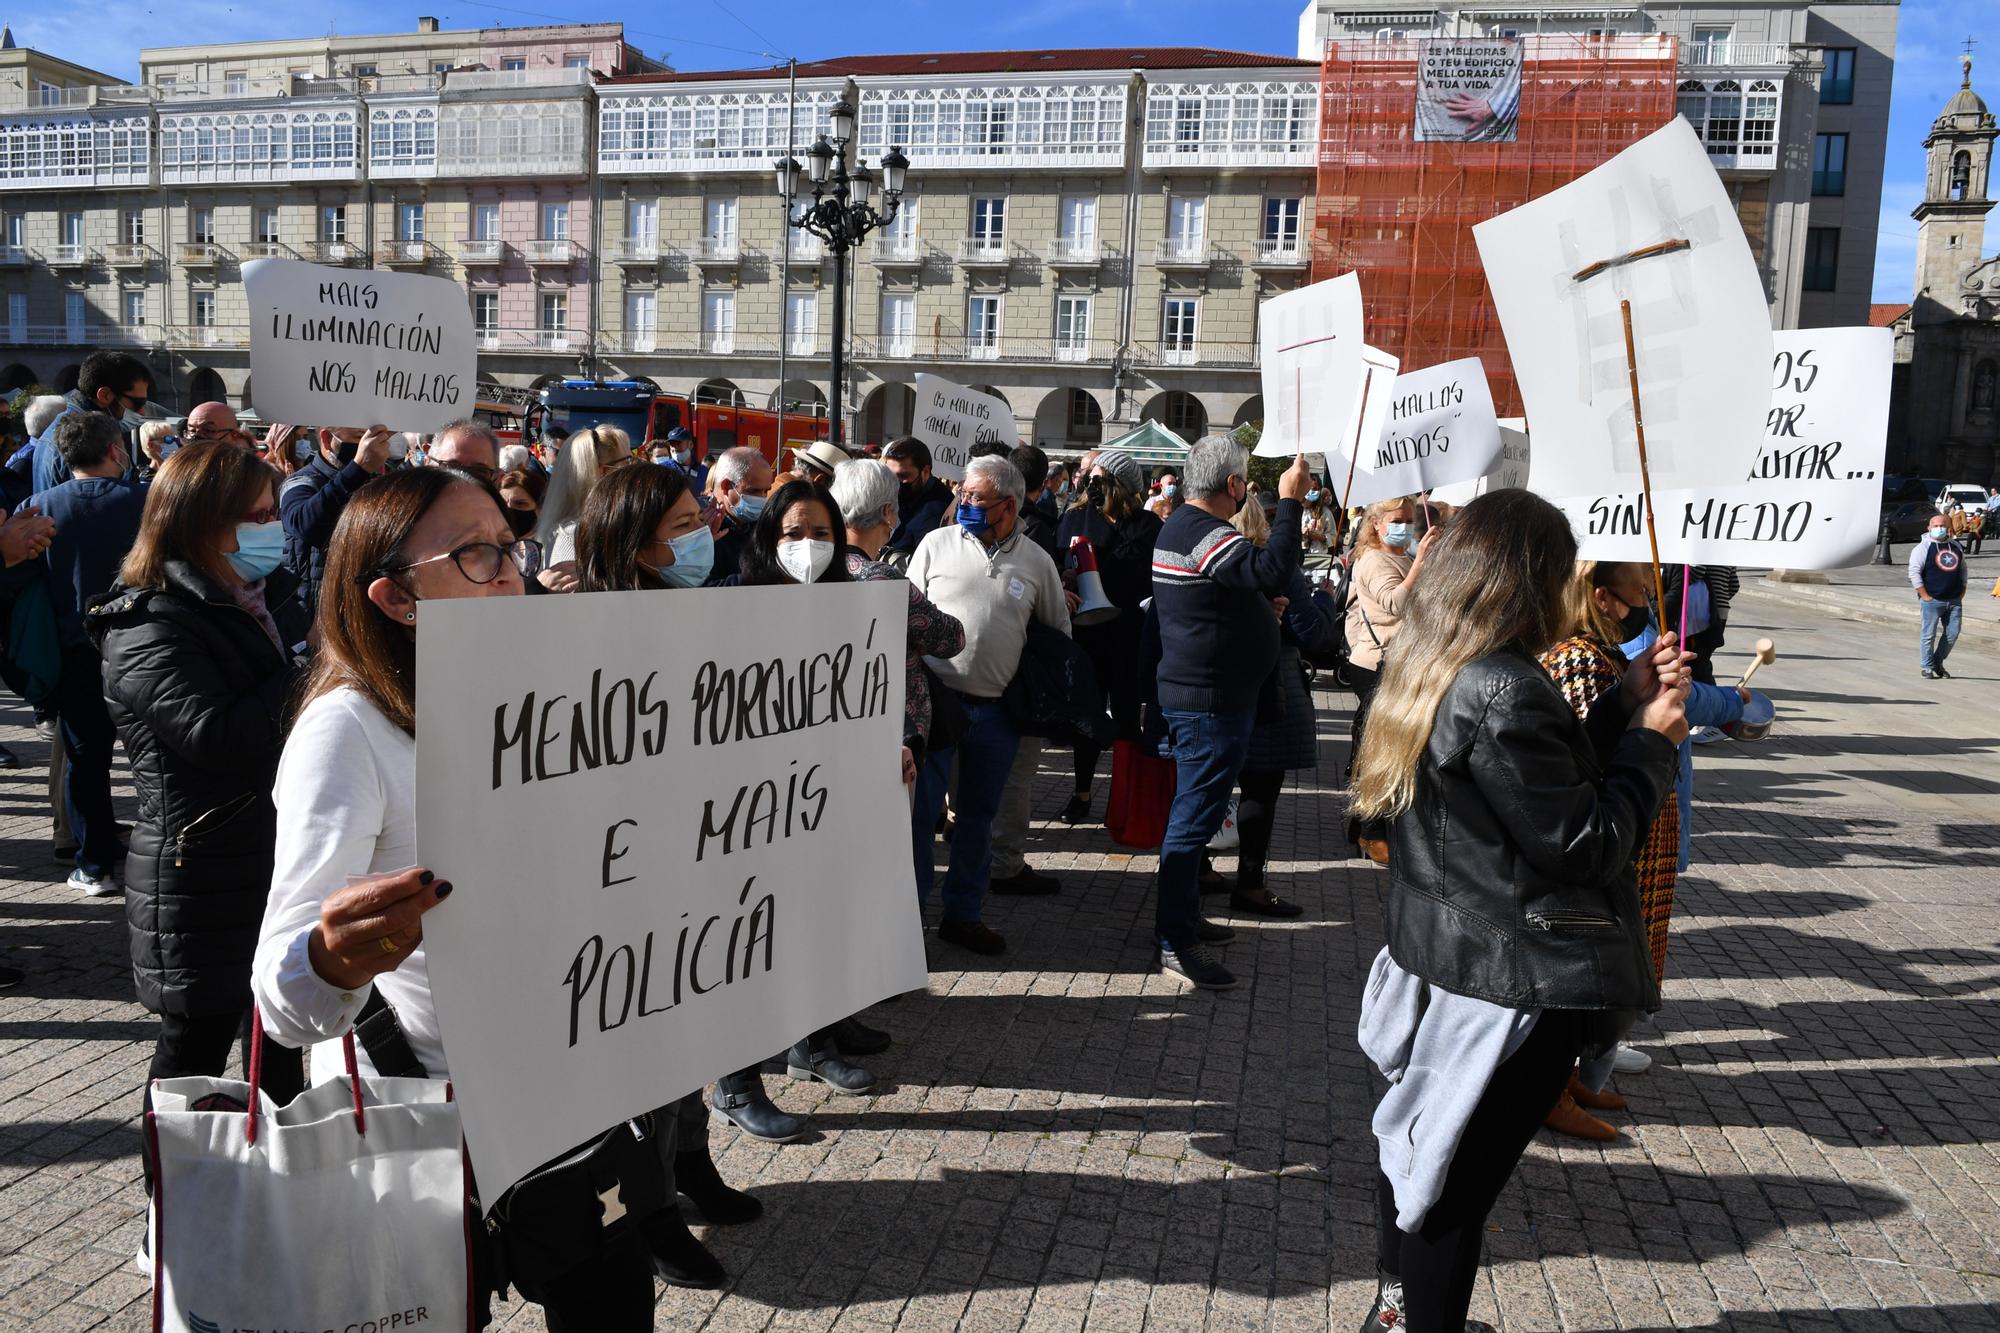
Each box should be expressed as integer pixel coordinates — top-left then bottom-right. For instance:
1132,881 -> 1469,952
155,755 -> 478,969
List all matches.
777,99 -> 909,447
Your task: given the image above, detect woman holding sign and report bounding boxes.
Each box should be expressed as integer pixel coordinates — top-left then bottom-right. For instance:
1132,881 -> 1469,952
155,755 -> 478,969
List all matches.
252,469 -> 664,1327
1347,491 -> 1685,1333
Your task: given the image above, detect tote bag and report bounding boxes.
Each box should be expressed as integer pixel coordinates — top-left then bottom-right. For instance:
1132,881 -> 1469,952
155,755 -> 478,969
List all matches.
146,1023 -> 473,1332
1106,738 -> 1176,850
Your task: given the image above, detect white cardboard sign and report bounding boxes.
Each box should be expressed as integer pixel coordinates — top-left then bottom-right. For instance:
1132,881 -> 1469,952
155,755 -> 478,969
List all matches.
245,258 -> 476,432
913,374 -> 1012,481
1429,419 -> 1530,506
1553,328 -> 1890,568
1474,118 -> 1771,498
1335,358 -> 1503,506
413,582 -> 925,1203
1257,273 -> 1367,459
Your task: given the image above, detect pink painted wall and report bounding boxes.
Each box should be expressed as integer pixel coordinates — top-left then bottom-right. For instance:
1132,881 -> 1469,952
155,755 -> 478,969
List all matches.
467,185 -> 591,327
476,26 -> 633,75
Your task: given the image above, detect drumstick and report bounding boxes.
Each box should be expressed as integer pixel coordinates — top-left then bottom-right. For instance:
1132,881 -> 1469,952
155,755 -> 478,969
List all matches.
1736,638 -> 1776,688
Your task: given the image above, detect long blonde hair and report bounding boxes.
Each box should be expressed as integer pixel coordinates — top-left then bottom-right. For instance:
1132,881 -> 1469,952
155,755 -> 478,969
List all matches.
1231,492 -> 1270,546
535,425 -> 629,549
1563,559 -> 1642,648
1347,490 -> 1578,821
1352,494 -> 1415,558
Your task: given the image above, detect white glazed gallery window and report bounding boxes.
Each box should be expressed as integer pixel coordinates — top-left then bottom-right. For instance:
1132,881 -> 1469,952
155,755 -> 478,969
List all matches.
967,294 -> 1001,359
881,292 -> 914,357
703,289 -> 736,354
1162,296 -> 1198,364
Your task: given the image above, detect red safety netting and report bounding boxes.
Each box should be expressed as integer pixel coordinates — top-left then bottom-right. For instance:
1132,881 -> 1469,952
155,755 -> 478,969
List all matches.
1313,34 -> 1681,416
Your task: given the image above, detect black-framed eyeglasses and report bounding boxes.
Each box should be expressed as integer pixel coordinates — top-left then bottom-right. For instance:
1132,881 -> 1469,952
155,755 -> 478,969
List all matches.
382,538 -> 542,585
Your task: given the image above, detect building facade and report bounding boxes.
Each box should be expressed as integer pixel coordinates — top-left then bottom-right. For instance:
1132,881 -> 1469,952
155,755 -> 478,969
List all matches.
1886,58 -> 1999,480
0,32 -> 1314,451
1296,0 -> 1898,331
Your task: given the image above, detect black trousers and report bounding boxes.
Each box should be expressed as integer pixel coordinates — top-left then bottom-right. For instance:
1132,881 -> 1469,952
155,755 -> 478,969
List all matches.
1072,621 -> 1142,791
141,1008 -> 307,1187
1375,1010 -> 1581,1331
514,1230 -> 656,1331
1343,663 -> 1381,786
1234,768 -> 1286,888
55,643 -> 121,878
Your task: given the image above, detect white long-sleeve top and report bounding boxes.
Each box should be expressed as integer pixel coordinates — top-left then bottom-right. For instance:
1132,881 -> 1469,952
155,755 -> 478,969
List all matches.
252,686 -> 449,1084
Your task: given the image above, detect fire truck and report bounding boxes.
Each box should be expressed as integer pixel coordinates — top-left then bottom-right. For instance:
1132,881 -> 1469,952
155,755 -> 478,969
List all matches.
518,379 -> 829,470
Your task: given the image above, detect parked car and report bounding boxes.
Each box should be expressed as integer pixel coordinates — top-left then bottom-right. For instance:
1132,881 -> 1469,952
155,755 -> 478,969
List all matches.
1880,501 -> 1934,542
1938,483 -> 1989,514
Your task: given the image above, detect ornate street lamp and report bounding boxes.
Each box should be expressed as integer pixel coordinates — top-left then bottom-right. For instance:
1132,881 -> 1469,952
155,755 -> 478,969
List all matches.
778,101 -> 909,447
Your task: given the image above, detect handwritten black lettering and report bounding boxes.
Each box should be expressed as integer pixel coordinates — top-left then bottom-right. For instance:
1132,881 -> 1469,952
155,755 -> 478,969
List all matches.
490,672 -> 670,791
602,819 -> 637,888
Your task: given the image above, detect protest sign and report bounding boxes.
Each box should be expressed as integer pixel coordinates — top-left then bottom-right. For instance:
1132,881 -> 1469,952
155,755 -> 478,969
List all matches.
245,258 -> 476,432
913,374 -> 1012,481
1552,327 -> 1890,568
1334,357 -> 1503,506
1256,273 -> 1367,460
413,582 -> 925,1203
1415,39 -> 1522,142
1474,118 -> 1771,501
1428,419 -> 1528,506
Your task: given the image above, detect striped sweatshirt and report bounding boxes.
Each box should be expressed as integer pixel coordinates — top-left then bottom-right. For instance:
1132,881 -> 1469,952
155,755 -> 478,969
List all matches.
1151,498 -> 1303,713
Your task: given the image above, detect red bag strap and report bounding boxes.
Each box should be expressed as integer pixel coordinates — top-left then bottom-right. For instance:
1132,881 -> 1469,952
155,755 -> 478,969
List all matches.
343,1030 -> 368,1137
244,1008 -> 264,1145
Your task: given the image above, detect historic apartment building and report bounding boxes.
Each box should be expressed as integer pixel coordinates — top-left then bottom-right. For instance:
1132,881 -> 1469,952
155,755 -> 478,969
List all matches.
0,25 -> 1314,449
1298,0 -> 1898,330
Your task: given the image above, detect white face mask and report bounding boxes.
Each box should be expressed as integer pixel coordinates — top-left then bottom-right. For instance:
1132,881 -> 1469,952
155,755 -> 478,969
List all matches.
776,538 -> 834,584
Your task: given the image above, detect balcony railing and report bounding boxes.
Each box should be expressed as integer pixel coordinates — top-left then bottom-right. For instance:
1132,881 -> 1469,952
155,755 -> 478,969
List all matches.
848,335 -> 1123,366
445,67 -> 593,92
242,241 -> 289,259
787,235 -> 825,264
603,238 -> 661,265
13,322 -> 162,346
1252,241 -> 1307,268
702,333 -> 737,355
458,239 -> 505,264
474,327 -> 579,353
104,243 -> 153,268
871,237 -> 924,265
47,245 -> 90,267
1153,239 -> 1217,269
176,242 -> 221,266
520,239 -> 574,265
1681,41 -> 1789,68
0,246 -> 29,267
694,238 -> 742,265
1045,237 -> 1101,266
956,238 -> 1012,267
1132,340 -> 1259,369
171,325 -> 249,349
301,240 -> 362,265
377,240 -> 433,267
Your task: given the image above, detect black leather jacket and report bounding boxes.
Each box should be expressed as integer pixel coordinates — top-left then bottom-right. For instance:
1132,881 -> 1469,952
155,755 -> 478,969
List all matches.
1383,646 -> 1678,1013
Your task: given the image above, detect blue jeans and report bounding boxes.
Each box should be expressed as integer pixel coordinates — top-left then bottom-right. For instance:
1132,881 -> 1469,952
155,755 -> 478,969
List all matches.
910,700 -> 1019,926
1156,707 -> 1257,952
1920,597 -> 1962,672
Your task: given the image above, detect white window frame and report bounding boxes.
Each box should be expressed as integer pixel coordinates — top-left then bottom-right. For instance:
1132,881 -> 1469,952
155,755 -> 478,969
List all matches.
971,196 -> 1006,251
967,293 -> 1001,359
1056,294 -> 1091,361
786,290 -> 818,356
1167,197 -> 1206,258
625,290 -> 657,353
702,289 -> 737,354
473,203 -> 501,241
1162,296 -> 1199,364
540,202 -> 569,242
881,292 -> 915,357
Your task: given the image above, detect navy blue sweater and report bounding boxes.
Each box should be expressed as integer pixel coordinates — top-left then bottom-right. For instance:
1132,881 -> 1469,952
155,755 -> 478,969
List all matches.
27,476 -> 145,648
1151,498 -> 1303,713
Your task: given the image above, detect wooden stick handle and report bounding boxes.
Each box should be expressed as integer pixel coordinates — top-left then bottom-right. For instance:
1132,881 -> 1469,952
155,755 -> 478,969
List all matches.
1620,299 -> 1669,623
1738,657 -> 1767,688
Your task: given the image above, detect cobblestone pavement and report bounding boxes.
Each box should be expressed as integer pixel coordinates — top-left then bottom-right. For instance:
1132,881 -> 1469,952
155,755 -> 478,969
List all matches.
0,597 -> 1996,1331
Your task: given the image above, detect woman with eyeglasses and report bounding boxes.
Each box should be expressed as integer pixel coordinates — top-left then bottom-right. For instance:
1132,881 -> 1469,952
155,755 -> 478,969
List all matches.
252,472 -> 665,1326
533,424 -> 632,592
86,441 -> 310,1164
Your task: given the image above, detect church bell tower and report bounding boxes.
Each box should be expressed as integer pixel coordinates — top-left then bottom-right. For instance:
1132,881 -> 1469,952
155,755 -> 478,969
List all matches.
1912,55 -> 1997,321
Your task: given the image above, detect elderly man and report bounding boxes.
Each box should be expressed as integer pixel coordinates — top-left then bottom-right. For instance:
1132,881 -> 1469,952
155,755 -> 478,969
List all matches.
424,418 -> 501,482
1909,512 -> 1967,680
280,424 -> 392,612
1150,436 -> 1312,989
704,445 -> 775,585
907,455 -> 1071,955
183,401 -> 249,447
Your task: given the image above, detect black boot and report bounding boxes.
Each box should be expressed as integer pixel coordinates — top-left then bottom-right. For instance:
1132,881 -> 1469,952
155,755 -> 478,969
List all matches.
829,1014 -> 891,1056
675,1141 -> 762,1225
710,1068 -> 806,1142
786,1036 -> 876,1094
640,1206 -> 725,1289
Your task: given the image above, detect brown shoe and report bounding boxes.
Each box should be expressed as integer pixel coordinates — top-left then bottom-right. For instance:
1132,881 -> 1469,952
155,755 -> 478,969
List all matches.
1568,1070 -> 1627,1112
1544,1091 -> 1618,1141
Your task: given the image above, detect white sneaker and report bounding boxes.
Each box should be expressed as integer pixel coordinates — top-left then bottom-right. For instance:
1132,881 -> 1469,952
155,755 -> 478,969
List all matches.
67,867 -> 120,898
1611,1042 -> 1652,1075
1689,725 -> 1727,745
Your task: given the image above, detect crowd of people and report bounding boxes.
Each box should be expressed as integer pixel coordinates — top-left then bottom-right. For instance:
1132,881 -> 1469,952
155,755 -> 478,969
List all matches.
0,348 -> 1762,1331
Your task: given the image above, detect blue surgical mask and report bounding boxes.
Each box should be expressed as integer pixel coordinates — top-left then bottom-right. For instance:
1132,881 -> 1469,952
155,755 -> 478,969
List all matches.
956,500 -> 991,535
1384,521 -> 1414,549
734,494 -> 767,524
227,520 -> 285,582
1162,483 -> 1179,499
655,526 -> 715,588
1305,489 -> 1322,504
1927,526 -> 1948,543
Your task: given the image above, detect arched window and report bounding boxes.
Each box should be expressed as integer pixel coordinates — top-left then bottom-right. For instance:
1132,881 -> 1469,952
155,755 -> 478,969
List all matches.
1952,150 -> 1972,202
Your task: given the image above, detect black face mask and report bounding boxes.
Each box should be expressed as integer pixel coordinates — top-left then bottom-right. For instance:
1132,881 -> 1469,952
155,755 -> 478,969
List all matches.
1615,601 -> 1651,641
506,507 -> 538,539
333,438 -> 360,466
896,482 -> 918,510
1085,480 -> 1106,508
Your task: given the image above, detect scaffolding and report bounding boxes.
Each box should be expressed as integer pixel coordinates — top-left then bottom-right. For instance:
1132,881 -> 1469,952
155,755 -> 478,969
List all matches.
1313,35 -> 1681,417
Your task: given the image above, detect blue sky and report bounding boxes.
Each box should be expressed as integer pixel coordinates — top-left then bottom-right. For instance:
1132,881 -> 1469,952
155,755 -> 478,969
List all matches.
10,0 -> 1981,302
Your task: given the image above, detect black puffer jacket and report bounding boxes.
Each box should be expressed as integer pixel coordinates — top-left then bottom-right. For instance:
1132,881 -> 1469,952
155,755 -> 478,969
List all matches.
85,561 -> 306,1016
1383,646 -> 1677,1014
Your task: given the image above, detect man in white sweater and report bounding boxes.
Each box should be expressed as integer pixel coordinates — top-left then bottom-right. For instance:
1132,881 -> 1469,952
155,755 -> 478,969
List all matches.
907,456 -> 1070,956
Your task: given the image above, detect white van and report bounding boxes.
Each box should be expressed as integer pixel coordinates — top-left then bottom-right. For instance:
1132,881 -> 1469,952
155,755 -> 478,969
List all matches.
1936,483 -> 1988,514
